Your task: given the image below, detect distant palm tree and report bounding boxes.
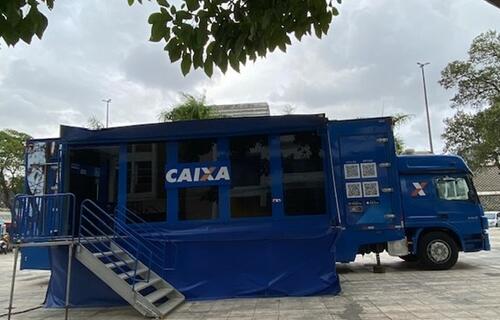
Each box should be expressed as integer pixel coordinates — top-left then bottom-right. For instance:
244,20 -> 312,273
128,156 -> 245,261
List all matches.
392,113 -> 413,154
158,93 -> 218,122
87,115 -> 104,130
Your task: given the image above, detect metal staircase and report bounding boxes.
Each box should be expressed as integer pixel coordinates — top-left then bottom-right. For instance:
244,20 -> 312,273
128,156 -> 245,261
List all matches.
77,199 -> 185,318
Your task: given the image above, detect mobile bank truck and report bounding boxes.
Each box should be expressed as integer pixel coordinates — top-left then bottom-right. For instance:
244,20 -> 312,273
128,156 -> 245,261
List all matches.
9,115 -> 489,318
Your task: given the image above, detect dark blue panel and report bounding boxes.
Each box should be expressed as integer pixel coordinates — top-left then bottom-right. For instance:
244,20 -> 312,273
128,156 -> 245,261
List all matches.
328,117 -> 405,261
45,246 -> 126,307
60,115 -> 327,145
21,247 -> 50,270
45,223 -> 341,306
397,155 -> 471,174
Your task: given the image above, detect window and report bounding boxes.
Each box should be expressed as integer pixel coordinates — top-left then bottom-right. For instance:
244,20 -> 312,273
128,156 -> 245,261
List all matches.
69,146 -> 120,211
229,135 -> 271,218
280,132 -> 326,215
178,187 -> 218,220
436,177 -> 470,201
126,143 -> 166,222
178,139 -> 217,163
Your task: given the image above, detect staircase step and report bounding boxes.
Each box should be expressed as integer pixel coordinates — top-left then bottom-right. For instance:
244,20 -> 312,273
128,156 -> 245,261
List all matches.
145,288 -> 173,304
134,277 -> 162,292
118,268 -> 148,280
105,259 -> 134,269
157,297 -> 185,315
94,250 -> 123,258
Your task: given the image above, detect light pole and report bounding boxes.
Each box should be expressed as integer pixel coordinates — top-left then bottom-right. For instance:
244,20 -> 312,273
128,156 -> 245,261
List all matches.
102,99 -> 112,128
417,62 -> 433,154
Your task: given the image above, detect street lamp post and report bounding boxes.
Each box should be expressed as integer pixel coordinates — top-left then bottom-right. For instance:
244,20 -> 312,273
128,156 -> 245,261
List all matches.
102,99 -> 112,128
417,62 -> 433,154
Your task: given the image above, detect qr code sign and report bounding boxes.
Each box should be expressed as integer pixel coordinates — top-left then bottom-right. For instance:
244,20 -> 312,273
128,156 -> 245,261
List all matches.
363,181 -> 380,197
361,162 -> 377,178
344,164 -> 360,179
346,182 -> 362,198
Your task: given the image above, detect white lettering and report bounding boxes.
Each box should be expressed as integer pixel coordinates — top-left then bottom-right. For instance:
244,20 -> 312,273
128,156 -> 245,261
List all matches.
165,169 -> 178,183
194,167 -> 200,182
215,166 -> 230,181
165,166 -> 230,184
177,168 -> 192,182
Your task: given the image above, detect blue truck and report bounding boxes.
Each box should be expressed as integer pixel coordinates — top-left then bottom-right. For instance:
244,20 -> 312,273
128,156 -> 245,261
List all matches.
330,118 -> 490,270
17,114 -> 490,278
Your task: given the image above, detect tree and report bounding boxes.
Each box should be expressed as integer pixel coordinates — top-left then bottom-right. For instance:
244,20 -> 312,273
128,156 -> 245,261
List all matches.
1,0 -> 341,77
158,93 -> 218,121
442,99 -> 500,171
0,129 -> 31,210
440,30 -> 500,171
439,30 -> 500,108
392,113 -> 412,154
282,104 -> 296,115
87,115 -> 105,130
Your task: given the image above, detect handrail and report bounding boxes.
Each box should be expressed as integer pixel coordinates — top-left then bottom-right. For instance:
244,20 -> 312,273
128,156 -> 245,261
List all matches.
11,193 -> 76,243
114,206 -> 171,274
116,206 -> 165,250
79,199 -> 154,286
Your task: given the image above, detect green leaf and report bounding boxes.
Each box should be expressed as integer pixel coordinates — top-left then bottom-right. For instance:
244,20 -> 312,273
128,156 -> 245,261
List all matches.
176,10 -> 192,20
128,0 -> 135,6
204,57 -> 213,77
157,0 -> 170,7
278,41 -> 286,53
228,50 -> 240,72
150,23 -> 165,42
45,0 -> 55,9
185,0 -> 200,11
166,39 -> 182,62
148,12 -> 163,24
193,49 -> 203,69
234,33 -> 246,56
181,52 -> 192,76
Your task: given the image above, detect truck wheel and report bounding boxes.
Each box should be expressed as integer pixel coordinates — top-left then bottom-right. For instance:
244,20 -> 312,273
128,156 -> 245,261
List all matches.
418,232 -> 458,270
399,254 -> 418,262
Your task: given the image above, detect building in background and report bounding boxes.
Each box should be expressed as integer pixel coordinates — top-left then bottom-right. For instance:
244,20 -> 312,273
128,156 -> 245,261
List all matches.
211,102 -> 270,118
473,165 -> 500,211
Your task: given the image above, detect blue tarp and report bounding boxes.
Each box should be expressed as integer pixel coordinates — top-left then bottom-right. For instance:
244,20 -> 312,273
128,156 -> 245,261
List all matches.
45,222 -> 341,306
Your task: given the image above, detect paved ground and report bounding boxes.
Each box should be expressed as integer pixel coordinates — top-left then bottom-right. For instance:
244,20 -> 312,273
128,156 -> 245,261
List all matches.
1,229 -> 499,320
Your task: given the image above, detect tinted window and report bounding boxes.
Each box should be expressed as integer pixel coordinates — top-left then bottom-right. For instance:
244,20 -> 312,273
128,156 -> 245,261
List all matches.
179,187 -> 218,220
436,177 -> 470,201
280,132 -> 326,215
178,139 -> 217,163
229,135 -> 271,218
126,143 -> 166,222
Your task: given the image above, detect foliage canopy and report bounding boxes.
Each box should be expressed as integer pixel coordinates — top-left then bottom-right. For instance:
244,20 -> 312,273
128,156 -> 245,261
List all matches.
440,31 -> 500,171
158,93 -> 218,121
0,129 -> 31,209
1,0 -> 342,77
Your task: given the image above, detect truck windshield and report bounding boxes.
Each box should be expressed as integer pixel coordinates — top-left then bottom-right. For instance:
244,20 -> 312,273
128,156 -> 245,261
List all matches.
436,177 -> 470,201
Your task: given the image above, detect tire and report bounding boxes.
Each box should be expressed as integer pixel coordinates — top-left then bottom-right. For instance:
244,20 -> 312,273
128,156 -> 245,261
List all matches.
418,232 -> 458,270
399,254 -> 419,262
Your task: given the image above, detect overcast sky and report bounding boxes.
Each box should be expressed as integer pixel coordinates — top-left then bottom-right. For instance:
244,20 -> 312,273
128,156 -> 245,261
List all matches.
1,0 -> 499,152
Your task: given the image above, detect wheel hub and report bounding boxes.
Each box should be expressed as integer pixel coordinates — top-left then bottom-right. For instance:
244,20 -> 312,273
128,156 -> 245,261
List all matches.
427,240 -> 451,264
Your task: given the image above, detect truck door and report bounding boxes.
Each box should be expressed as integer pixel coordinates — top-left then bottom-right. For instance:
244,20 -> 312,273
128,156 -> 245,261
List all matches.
328,118 -> 403,230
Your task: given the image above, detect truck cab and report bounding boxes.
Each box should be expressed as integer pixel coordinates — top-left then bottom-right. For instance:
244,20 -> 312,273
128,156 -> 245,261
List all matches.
398,154 -> 490,269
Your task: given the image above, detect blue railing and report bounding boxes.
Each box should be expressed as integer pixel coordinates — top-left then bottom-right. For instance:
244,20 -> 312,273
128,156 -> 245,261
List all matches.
79,200 -> 154,288
11,193 -> 76,243
114,206 -> 174,276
